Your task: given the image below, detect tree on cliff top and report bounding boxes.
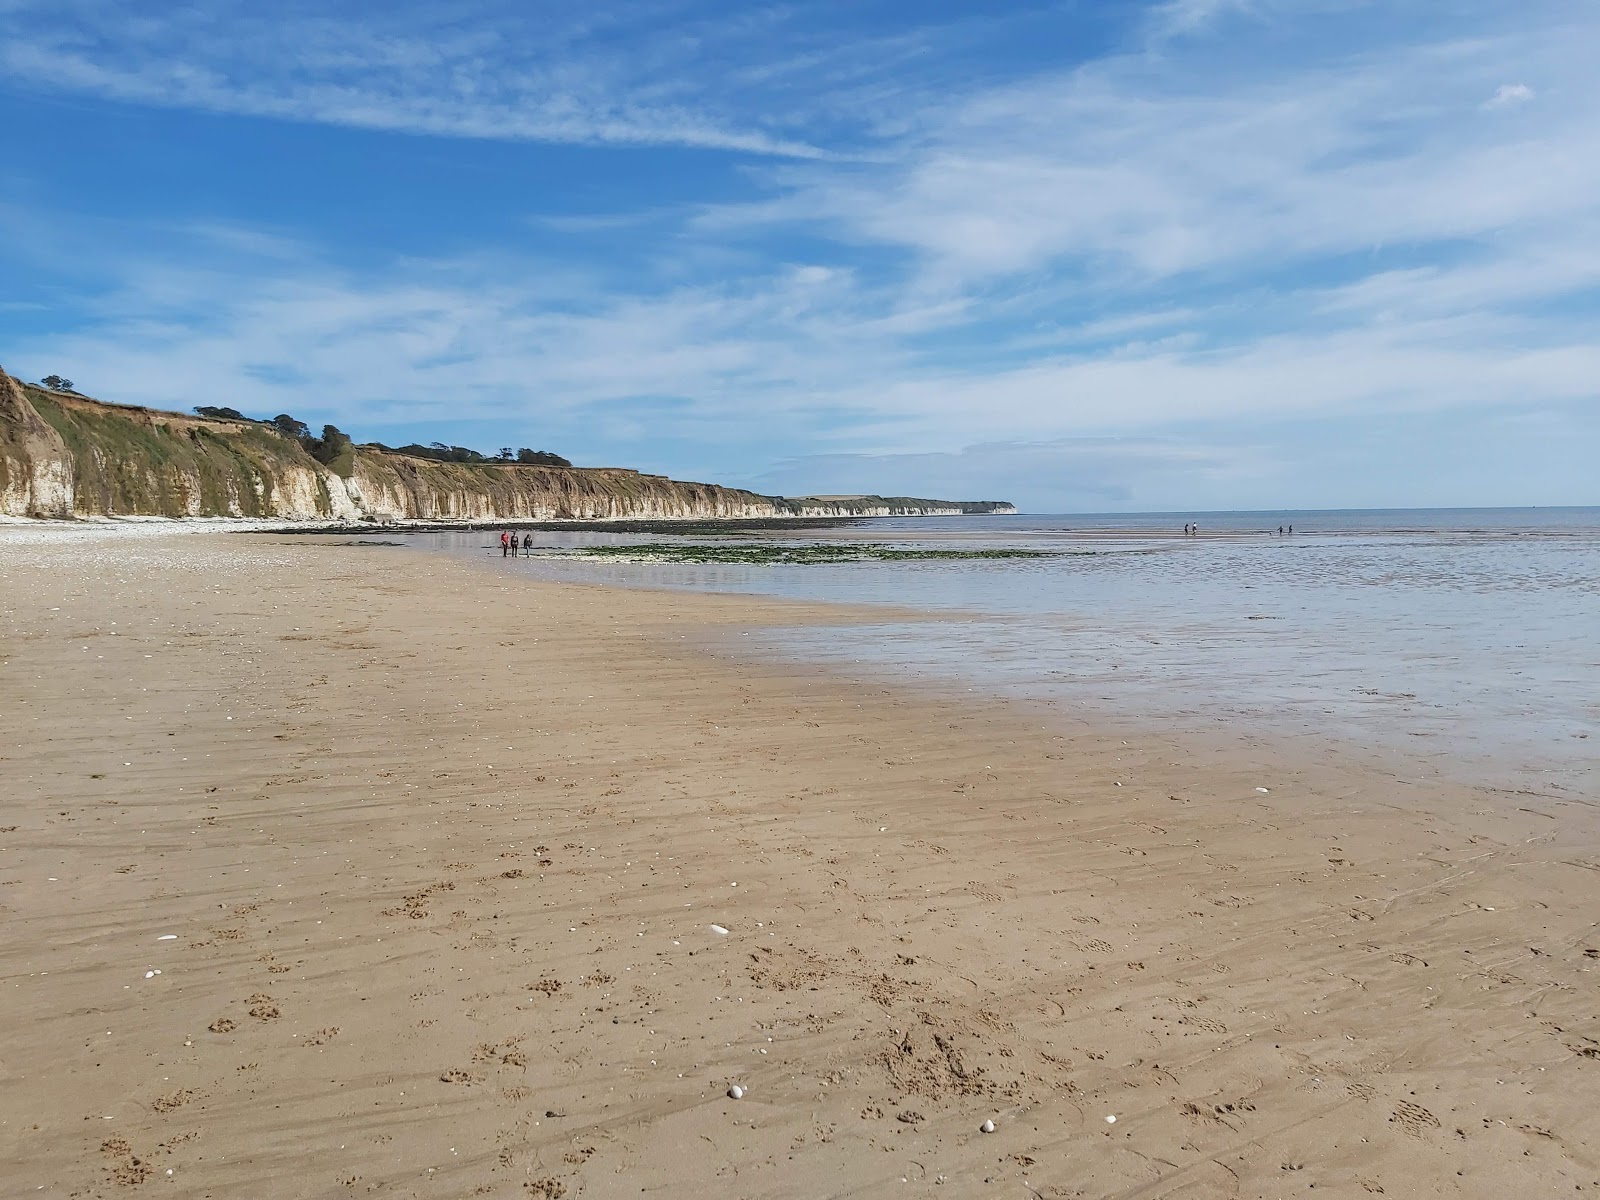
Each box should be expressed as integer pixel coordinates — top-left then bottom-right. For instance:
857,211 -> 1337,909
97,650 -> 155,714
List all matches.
40,375 -> 73,391
310,424 -> 352,465
302,424 -> 354,477
517,448 -> 571,467
272,414 -> 311,441
188,404 -> 571,471
373,442 -> 570,467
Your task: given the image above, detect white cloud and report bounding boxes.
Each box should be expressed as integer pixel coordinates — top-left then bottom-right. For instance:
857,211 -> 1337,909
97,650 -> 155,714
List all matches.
1485,82 -> 1534,107
1148,0 -> 1254,37
14,222 -> 1596,472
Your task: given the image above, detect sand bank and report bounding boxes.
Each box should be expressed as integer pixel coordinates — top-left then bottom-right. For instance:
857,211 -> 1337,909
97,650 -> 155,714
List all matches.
1,533 -> 1596,1198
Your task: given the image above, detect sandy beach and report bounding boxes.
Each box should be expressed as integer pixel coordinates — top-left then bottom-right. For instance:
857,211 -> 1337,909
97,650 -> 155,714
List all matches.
2,531 -> 1596,1199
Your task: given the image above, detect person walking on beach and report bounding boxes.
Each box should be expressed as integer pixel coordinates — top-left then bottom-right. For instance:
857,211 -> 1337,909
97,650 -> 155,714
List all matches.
500,530 -> 510,557
522,533 -> 534,557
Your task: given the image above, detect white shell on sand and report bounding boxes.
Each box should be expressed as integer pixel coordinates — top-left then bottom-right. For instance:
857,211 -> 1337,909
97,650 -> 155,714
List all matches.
980,1119 -> 996,1133
1255,787 -> 1270,793
728,1085 -> 744,1099
157,934 -> 177,940
709,924 -> 730,936
1105,1114 -> 1117,1124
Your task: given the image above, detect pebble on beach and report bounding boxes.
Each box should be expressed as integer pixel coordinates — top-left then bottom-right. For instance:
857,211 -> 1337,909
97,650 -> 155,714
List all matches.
980,1118 -> 996,1133
728,1085 -> 744,1100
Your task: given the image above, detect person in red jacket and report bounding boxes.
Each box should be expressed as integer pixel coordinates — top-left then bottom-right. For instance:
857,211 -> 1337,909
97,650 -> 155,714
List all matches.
500,530 -> 510,557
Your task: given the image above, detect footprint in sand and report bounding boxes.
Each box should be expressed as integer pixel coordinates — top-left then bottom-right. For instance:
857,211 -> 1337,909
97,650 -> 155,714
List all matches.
1391,1099 -> 1442,1137
101,1137 -> 153,1186
151,1088 -> 202,1114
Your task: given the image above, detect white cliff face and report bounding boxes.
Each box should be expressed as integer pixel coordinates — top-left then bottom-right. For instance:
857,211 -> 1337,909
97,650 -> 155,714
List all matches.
1,371 -> 74,518
14,455 -> 74,518
1,367 -> 1013,523
336,459 -> 788,522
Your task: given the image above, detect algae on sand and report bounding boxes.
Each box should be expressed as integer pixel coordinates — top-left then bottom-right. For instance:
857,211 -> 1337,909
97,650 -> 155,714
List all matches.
567,543 -> 1052,565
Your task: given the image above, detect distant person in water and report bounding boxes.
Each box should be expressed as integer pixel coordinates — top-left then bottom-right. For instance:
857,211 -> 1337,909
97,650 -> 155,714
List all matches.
1278,525 -> 1284,536
1288,525 -> 1293,535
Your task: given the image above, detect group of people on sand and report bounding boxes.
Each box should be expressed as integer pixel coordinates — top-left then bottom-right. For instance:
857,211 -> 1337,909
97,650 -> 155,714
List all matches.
1181,523 -> 1298,537
500,531 -> 534,557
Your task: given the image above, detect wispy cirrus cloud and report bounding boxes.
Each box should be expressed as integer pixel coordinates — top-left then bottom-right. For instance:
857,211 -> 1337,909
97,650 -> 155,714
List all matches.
0,0 -> 841,155
0,0 -> 1084,157
742,15 -> 1599,291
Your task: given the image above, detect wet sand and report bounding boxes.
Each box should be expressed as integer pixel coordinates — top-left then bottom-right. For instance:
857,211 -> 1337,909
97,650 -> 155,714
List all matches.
1,531 -> 1596,1198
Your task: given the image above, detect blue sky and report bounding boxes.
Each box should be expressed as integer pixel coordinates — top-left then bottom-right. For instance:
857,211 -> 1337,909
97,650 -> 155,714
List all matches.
1,0 -> 1597,512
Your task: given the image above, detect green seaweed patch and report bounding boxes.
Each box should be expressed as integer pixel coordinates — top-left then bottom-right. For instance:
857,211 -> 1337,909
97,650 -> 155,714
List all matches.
569,542 -> 1050,564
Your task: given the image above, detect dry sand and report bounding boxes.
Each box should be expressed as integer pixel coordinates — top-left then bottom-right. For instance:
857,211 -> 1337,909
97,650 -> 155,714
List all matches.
1,532 -> 1596,1199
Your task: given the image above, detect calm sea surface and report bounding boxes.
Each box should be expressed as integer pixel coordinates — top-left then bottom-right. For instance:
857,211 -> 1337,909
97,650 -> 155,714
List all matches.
408,508 -> 1599,795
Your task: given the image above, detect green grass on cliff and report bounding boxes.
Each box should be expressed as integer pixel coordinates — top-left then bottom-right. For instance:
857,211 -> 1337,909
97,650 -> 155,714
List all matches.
26,389 -> 323,517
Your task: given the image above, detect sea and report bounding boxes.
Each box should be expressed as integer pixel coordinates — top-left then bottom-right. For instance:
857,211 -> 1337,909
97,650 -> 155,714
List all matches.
409,508 -> 1600,796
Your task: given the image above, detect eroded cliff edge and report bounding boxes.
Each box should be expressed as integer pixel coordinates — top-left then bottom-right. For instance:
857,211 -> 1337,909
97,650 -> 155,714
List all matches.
0,368 -> 1015,521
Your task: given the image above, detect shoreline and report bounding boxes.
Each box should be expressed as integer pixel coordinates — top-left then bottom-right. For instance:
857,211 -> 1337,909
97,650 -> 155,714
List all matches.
405,531 -> 1598,802
2,532 -> 1596,1197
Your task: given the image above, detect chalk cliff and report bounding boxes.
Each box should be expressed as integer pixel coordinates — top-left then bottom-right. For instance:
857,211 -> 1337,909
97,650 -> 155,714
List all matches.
0,368 -> 1015,522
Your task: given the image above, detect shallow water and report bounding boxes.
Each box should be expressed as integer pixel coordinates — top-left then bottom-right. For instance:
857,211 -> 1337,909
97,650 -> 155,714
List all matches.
409,508 -> 1600,795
